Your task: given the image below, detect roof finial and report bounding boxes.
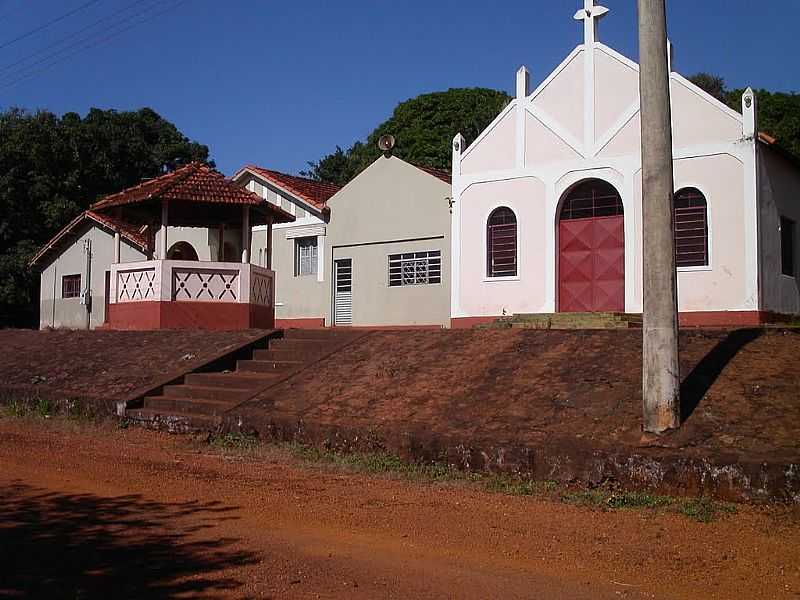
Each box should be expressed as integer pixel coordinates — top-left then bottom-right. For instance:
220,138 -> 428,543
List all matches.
573,0 -> 609,46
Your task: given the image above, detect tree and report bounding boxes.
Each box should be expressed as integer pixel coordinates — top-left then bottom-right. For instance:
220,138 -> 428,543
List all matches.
689,72 -> 800,159
0,107 -> 211,327
302,88 -> 512,186
688,72 -> 726,103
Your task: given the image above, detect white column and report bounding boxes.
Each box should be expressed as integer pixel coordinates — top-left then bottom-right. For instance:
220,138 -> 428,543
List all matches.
113,232 -> 120,263
450,134 -> 465,321
742,88 -> 760,310
266,218 -> 273,270
515,66 -> 530,169
241,206 -> 251,263
159,200 -> 168,259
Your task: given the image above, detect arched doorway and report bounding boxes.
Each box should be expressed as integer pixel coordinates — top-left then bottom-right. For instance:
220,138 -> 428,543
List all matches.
167,241 -> 199,261
557,179 -> 624,312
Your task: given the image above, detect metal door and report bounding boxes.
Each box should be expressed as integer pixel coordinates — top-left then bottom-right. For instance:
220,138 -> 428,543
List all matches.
558,215 -> 624,312
333,259 -> 352,326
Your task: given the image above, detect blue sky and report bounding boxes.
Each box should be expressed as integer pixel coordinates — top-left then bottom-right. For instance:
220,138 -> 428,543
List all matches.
0,0 -> 796,176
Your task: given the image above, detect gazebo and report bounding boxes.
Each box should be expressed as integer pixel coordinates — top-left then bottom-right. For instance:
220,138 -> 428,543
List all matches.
90,162 -> 294,330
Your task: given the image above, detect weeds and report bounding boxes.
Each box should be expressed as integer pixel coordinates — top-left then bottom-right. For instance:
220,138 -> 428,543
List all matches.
209,431 -> 259,451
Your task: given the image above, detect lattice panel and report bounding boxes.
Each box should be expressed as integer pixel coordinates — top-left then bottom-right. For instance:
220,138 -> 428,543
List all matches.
117,269 -> 157,302
250,271 -> 274,306
172,269 -> 239,302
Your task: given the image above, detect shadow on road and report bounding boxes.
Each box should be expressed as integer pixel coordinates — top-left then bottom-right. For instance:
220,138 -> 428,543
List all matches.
0,481 -> 258,599
679,328 -> 764,423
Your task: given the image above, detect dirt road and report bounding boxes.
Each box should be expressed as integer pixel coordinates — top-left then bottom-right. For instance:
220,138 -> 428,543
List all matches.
1,418 -> 797,599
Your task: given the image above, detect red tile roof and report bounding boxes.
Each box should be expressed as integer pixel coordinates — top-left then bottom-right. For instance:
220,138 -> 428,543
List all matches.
30,210 -> 149,267
91,162 -> 268,211
238,165 -> 341,209
412,163 -> 452,184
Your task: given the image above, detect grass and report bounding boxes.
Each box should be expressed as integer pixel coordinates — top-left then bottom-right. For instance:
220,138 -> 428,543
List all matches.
1,395 -> 97,422
203,437 -> 736,522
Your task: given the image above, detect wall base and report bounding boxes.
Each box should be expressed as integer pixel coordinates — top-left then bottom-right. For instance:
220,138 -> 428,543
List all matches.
106,301 -> 274,330
451,311 -> 798,329
275,317 -> 326,329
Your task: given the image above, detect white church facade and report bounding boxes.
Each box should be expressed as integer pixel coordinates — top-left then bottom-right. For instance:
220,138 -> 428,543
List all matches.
449,1 -> 800,328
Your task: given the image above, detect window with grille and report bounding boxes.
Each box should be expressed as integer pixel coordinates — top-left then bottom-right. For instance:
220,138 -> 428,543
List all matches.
62,274 -> 81,298
781,216 -> 795,277
673,188 -> 709,268
560,179 -> 624,220
487,207 -> 517,278
294,237 -> 318,276
388,251 -> 441,286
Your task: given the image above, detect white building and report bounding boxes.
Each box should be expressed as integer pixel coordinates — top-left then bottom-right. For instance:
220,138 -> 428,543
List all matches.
450,0 -> 800,328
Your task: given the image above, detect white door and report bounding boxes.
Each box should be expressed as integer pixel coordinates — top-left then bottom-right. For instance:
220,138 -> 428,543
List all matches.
333,258 -> 352,326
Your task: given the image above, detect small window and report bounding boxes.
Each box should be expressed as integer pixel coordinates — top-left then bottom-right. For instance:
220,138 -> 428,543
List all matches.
388,251 -> 441,286
781,217 -> 795,277
295,237 -> 318,276
674,188 -> 709,267
62,274 -> 81,298
487,207 -> 517,278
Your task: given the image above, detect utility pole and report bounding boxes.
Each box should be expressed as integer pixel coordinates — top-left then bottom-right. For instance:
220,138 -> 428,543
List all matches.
638,0 -> 680,433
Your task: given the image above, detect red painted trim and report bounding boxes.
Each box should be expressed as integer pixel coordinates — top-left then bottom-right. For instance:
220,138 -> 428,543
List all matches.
678,310 -> 794,327
333,324 -> 444,331
449,316 -> 501,329
106,301 -> 274,330
275,317 -> 326,329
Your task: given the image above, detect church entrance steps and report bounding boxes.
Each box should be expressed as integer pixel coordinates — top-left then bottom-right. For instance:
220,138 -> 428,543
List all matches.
508,312 -> 643,329
124,328 -> 366,432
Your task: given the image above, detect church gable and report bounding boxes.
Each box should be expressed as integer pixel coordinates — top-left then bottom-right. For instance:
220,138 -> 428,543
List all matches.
529,48 -> 585,146
594,47 -> 639,143
669,76 -> 743,147
460,105 -> 516,175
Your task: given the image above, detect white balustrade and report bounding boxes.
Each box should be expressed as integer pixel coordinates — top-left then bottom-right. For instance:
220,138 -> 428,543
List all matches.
109,260 -> 274,307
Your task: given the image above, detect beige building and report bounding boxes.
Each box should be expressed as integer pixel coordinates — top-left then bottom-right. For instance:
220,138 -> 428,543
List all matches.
233,156 -> 452,327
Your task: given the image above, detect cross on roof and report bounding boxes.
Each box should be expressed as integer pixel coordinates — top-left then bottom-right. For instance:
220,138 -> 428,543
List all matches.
573,0 -> 609,46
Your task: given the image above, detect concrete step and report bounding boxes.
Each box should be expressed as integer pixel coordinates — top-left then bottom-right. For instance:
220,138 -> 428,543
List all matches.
268,338 -> 324,351
161,384 -> 252,402
511,320 -> 637,330
251,348 -> 326,362
283,328 -> 351,340
184,371 -> 281,387
251,348 -> 311,363
143,395 -> 236,417
125,408 -> 217,432
237,358 -> 310,373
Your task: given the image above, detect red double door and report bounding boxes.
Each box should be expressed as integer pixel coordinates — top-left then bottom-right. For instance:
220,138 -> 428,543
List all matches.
558,215 -> 625,313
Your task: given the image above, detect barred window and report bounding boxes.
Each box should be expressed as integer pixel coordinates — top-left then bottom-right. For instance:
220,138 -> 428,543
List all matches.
294,237 -> 318,276
487,207 -> 517,277
62,274 -> 81,298
388,251 -> 441,286
673,188 -> 709,267
781,216 -> 795,277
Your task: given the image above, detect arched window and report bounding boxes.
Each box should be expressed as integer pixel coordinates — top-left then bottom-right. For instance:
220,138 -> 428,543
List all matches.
560,179 -> 623,220
487,207 -> 517,278
166,241 -> 198,261
673,188 -> 708,267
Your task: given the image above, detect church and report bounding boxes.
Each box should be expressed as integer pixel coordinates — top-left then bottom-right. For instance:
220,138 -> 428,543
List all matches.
449,1 -> 800,327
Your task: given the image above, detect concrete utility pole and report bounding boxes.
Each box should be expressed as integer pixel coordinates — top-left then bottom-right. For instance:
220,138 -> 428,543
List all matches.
637,0 -> 680,433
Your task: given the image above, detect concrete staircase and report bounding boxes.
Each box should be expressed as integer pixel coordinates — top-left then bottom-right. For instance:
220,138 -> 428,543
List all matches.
504,312 -> 643,330
126,329 -> 355,431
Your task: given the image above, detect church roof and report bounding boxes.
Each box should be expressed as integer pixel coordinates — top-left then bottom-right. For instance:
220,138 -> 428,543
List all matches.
29,210 -> 149,268
236,165 -> 341,209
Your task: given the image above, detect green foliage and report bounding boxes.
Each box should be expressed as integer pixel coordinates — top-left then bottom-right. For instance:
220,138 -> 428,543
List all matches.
209,431 -> 259,451
302,88 -> 512,186
0,107 -> 211,326
689,72 -> 800,160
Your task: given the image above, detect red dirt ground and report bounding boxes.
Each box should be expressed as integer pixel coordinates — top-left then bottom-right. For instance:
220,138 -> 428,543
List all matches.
0,329 -> 266,400
1,417 -> 798,600
241,328 -> 800,463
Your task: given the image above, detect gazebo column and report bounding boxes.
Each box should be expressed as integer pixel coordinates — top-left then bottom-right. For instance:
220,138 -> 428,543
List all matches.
266,216 -> 273,269
241,206 -> 251,263
113,232 -> 120,263
159,200 -> 168,259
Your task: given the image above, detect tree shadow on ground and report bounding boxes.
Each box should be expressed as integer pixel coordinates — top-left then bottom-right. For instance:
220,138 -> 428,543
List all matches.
680,328 -> 764,423
0,481 -> 258,599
